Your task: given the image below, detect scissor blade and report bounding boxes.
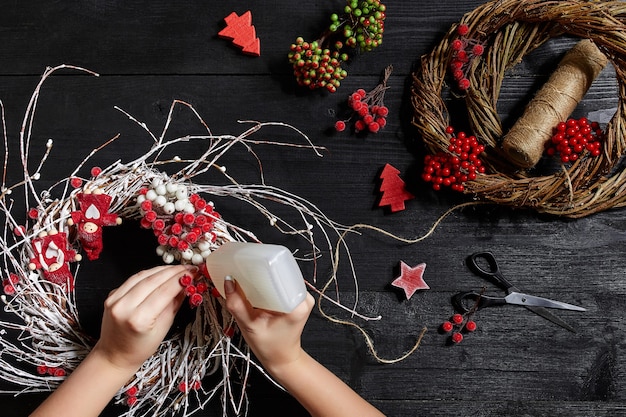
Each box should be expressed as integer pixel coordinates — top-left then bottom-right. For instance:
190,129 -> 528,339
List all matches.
525,305 -> 577,333
505,292 -> 586,311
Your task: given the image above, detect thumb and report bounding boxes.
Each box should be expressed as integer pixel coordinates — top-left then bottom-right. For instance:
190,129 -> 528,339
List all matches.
224,276 -> 236,295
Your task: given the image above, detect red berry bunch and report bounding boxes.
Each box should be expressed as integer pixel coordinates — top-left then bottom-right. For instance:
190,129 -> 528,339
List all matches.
137,179 -> 222,266
422,126 -> 486,192
335,65 -> 392,134
178,379 -> 202,393
179,273 -> 209,308
449,23 -> 484,91
546,117 -> 604,163
440,313 -> 477,344
125,386 -> 139,407
288,38 -> 349,93
2,273 -> 20,295
36,364 -> 66,377
289,0 -> 386,92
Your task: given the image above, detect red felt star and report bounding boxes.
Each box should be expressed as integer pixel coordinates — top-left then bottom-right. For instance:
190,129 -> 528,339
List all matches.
391,261 -> 429,299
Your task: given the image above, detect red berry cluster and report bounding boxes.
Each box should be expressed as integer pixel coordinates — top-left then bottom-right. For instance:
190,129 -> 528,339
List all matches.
546,117 -> 604,163
178,379 -> 202,393
288,38 -> 349,93
440,313 -> 477,344
137,181 -> 222,267
125,386 -> 139,407
36,364 -> 66,377
335,65 -> 391,134
179,273 -> 209,308
422,126 -> 486,192
449,23 -> 484,91
2,273 -> 20,295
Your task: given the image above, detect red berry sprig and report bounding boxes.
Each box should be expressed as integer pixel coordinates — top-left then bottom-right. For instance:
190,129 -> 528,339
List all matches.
545,117 -> 604,163
2,273 -> 20,295
422,126 -> 486,192
179,273 -> 210,308
335,65 -> 392,134
288,0 -> 386,92
449,23 -> 484,91
440,313 -> 478,345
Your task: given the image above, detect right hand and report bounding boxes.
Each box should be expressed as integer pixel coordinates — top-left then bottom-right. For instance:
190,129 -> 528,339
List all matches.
223,278 -> 315,374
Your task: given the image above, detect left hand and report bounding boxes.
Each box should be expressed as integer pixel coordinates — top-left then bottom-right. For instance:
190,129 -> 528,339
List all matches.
93,264 -> 198,372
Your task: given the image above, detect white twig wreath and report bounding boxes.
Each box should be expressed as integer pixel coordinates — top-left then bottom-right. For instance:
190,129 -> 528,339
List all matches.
0,65 -> 388,416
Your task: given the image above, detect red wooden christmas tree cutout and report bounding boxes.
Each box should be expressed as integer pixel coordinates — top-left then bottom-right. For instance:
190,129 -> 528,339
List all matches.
377,163 -> 414,212
218,11 -> 261,56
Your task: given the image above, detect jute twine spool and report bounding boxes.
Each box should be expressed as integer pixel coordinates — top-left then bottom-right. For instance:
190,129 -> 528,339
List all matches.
411,0 -> 626,218
502,39 -> 609,168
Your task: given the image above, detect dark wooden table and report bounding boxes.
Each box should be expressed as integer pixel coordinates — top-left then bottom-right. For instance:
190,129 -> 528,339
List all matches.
1,1 -> 625,416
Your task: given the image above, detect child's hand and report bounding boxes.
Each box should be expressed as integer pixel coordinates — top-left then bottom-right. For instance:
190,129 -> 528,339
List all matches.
223,277 -> 314,375
94,264 -> 198,372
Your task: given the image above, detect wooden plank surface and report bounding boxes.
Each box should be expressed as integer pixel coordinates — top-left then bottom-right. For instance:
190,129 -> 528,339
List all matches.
0,1 -> 625,416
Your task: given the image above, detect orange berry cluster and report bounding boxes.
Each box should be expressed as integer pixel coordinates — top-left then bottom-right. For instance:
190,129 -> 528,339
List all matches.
422,126 -> 486,192
449,23 -> 484,91
546,117 -> 604,163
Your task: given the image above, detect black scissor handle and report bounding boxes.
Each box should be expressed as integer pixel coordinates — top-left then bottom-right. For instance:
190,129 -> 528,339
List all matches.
467,251 -> 515,290
452,291 -> 507,313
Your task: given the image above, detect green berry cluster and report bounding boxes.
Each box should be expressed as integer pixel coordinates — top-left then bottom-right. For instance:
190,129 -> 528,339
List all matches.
288,38 -> 349,93
288,0 -> 386,92
336,0 -> 386,51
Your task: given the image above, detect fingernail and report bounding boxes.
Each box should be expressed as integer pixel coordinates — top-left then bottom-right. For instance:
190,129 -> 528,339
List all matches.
223,275 -> 234,294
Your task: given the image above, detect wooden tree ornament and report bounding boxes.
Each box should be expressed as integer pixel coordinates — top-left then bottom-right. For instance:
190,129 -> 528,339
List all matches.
218,11 -> 260,56
377,164 -> 414,212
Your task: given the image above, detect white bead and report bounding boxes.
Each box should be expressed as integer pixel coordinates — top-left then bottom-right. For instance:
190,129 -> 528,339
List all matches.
175,187 -> 188,200
197,240 -> 211,251
155,195 -> 167,207
181,249 -> 193,260
136,194 -> 146,205
163,202 -> 175,214
151,178 -> 162,188
162,252 -> 175,264
174,199 -> 187,212
201,250 -> 212,259
155,184 -> 167,195
32,173 -> 41,180
183,203 -> 195,213
46,139 -> 53,148
191,253 -> 204,265
155,245 -> 166,256
146,190 -> 157,201
166,183 -> 179,194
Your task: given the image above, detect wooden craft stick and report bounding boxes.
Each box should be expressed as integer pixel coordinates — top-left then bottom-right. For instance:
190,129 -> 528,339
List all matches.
502,39 -> 608,168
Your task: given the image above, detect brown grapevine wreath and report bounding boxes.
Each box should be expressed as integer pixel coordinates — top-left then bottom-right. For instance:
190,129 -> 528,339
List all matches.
0,65 -> 391,417
411,0 -> 626,218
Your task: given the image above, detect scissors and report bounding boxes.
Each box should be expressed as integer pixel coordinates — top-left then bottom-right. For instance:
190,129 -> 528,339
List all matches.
452,251 -> 586,333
